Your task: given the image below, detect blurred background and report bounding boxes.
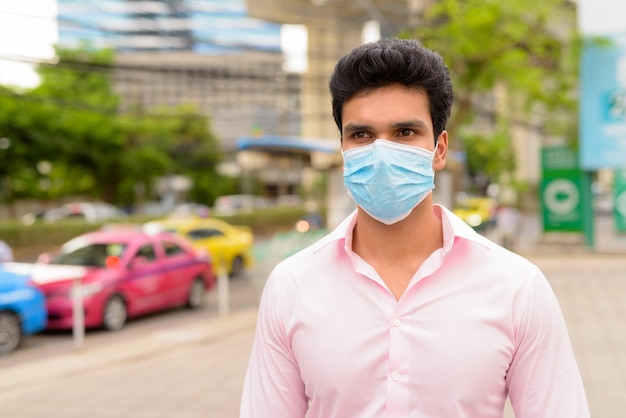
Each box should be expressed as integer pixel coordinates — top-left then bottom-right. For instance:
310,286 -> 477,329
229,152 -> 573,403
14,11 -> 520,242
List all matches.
0,2 -> 626,417
0,0 -> 625,251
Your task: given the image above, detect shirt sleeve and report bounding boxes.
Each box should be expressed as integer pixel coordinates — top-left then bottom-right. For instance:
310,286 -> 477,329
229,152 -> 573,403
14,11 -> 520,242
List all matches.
506,266 -> 590,418
240,266 -> 308,418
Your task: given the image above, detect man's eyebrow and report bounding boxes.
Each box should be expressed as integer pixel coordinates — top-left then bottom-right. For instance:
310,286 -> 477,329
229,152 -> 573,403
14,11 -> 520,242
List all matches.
342,123 -> 372,133
391,119 -> 428,129
343,119 -> 429,133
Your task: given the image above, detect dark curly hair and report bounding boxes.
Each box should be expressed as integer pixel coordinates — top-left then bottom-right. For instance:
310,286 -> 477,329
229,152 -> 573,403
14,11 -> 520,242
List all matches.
329,37 -> 453,143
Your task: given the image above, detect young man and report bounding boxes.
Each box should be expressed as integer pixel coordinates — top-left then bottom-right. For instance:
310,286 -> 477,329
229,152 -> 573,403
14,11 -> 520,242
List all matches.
240,38 -> 589,417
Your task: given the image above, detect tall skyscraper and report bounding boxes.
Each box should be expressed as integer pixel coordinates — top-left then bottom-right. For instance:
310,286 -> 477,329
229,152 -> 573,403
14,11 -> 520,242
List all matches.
57,0 -> 282,54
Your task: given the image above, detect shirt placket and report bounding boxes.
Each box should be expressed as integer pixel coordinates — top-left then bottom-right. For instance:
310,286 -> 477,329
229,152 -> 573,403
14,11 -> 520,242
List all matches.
386,303 -> 410,416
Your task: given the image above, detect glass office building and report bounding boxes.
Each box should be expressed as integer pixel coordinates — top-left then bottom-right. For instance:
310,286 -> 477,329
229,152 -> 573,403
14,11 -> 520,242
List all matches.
57,0 -> 282,53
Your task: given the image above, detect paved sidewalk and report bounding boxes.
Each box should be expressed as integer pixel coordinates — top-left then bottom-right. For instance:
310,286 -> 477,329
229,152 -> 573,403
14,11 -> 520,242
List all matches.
520,254 -> 626,418
0,308 -> 258,418
0,248 -> 625,417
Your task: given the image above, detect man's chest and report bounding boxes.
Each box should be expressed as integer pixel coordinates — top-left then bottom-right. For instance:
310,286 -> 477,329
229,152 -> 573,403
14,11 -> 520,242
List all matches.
288,279 -> 516,410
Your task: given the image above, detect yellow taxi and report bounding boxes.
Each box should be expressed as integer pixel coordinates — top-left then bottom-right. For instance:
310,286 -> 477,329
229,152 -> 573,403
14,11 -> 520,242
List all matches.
453,196 -> 497,232
144,217 -> 254,277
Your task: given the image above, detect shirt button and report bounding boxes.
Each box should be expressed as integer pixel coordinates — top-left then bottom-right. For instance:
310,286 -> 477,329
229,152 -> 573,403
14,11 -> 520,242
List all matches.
392,318 -> 401,327
392,371 -> 401,381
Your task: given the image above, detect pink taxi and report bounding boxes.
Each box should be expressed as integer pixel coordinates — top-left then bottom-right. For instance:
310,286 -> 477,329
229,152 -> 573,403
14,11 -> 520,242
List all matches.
33,228 -> 215,331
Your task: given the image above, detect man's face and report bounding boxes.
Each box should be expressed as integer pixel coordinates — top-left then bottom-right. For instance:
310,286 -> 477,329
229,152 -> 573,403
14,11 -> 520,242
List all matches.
340,84 -> 447,170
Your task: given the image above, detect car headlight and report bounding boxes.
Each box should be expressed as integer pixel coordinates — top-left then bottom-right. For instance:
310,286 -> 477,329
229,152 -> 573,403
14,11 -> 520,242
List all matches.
466,214 -> 483,227
70,282 -> 104,298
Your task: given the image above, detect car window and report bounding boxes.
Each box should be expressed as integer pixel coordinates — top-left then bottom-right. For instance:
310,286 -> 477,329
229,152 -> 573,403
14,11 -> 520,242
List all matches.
186,228 -> 224,240
134,244 -> 157,261
53,243 -> 127,267
162,240 -> 186,257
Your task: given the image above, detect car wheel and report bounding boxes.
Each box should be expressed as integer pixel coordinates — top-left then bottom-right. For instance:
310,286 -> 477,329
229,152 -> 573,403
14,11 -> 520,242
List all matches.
230,256 -> 244,278
187,277 -> 206,309
0,312 -> 21,356
103,295 -> 127,331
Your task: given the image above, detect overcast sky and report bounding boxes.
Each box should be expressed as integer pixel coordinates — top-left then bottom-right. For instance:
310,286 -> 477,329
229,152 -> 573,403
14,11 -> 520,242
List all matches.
0,0 -> 57,88
577,0 -> 626,35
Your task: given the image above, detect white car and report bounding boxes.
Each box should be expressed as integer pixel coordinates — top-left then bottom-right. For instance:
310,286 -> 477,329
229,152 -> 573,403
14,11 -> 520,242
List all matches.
169,203 -> 212,218
213,195 -> 269,216
43,202 -> 127,224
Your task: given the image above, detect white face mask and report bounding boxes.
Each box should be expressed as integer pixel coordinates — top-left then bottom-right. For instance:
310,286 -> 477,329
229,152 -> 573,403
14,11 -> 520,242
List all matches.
342,139 -> 437,224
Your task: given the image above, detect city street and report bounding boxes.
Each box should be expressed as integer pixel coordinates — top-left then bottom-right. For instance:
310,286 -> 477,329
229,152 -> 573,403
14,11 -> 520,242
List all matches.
0,273 -> 261,369
1,1 -> 625,416
0,223 -> 625,417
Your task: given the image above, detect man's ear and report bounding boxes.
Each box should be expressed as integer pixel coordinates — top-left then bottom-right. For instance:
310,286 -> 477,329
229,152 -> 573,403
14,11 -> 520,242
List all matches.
434,130 -> 448,171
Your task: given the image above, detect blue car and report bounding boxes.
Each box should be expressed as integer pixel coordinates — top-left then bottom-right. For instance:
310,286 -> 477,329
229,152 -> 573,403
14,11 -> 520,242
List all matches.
0,266 -> 47,355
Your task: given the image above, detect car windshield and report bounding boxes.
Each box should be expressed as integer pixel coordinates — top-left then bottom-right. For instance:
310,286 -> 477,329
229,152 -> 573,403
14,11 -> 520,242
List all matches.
53,243 -> 127,267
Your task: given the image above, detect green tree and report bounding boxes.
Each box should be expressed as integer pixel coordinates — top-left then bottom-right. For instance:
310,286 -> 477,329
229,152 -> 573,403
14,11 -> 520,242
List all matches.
402,0 -> 580,189
0,85 -> 62,214
124,103 -> 237,206
165,104 -> 233,204
1,43 -> 230,212
114,103 -> 231,208
31,45 -> 125,202
114,110 -> 173,208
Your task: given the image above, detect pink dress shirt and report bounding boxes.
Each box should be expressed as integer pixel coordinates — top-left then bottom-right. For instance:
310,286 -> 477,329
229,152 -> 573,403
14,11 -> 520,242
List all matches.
240,205 -> 589,418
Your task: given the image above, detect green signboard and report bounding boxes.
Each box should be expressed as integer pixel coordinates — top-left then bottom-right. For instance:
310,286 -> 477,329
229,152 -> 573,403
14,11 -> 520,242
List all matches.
614,169 -> 626,232
540,146 -> 584,232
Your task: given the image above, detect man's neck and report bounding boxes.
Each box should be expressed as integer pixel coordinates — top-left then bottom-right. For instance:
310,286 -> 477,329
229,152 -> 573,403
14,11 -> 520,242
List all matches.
351,200 -> 443,300
352,200 -> 443,265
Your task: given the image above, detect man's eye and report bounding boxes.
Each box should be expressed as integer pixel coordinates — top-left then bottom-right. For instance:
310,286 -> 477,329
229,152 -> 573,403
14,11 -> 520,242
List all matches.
349,132 -> 374,141
399,129 -> 415,136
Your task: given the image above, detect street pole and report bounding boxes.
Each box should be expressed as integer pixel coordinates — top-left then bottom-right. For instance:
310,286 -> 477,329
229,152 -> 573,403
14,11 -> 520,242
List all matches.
581,170 -> 595,249
72,277 -> 85,349
217,258 -> 229,316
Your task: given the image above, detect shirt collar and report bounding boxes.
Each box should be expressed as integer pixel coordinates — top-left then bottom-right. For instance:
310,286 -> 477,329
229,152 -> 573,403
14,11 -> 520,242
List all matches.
436,204 -> 493,252
310,204 -> 493,256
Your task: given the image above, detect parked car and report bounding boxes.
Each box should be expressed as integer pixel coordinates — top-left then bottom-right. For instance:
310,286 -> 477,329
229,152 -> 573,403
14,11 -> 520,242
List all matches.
168,203 -> 212,218
143,217 -> 254,277
0,267 -> 47,355
213,194 -> 269,216
33,228 -> 215,331
42,202 -> 128,224
453,196 -> 497,232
